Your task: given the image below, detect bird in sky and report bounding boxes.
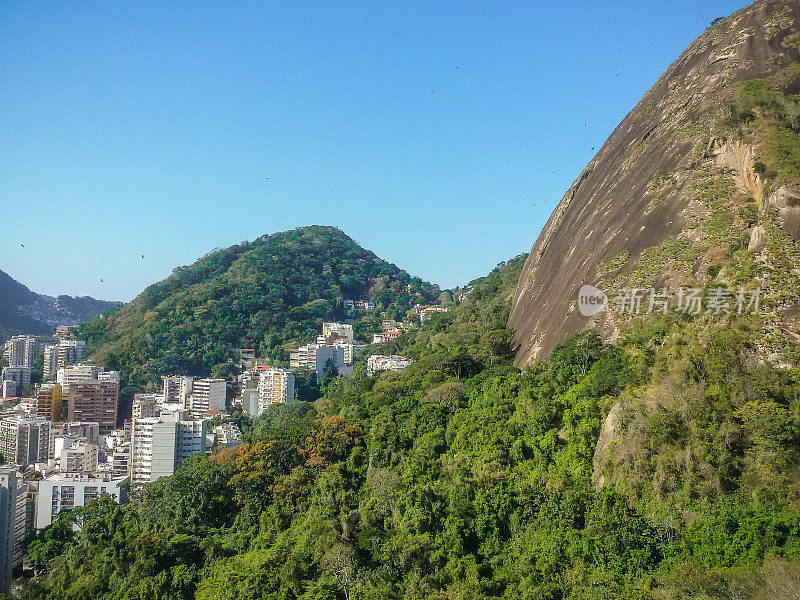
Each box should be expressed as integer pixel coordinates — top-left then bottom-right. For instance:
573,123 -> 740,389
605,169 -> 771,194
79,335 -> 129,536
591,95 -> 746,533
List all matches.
20,244 -> 24,247
141,255 -> 145,259
100,278 -> 104,282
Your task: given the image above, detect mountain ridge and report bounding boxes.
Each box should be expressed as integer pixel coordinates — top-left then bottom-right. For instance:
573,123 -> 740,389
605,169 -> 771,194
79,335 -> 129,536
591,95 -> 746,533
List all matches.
0,268 -> 121,341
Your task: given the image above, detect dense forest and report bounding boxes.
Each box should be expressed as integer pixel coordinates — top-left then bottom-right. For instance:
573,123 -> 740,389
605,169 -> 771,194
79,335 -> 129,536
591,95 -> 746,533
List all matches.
78,226 -> 440,396
20,253 -> 800,599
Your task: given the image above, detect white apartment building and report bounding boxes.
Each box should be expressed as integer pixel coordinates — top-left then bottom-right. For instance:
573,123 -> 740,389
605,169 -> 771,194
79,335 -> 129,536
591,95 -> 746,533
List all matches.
43,340 -> 88,380
59,442 -> 99,473
161,376 -> 194,406
112,443 -> 130,479
257,368 -> 295,413
319,322 -> 354,343
35,472 -> 127,530
187,378 -> 226,418
214,423 -> 242,448
1,381 -> 16,400
57,362 -> 101,392
2,338 -> 27,368
97,371 -> 120,383
130,412 -> 209,485
176,419 -> 207,463
132,393 -> 162,418
3,336 -> 46,369
160,377 -> 225,418
43,345 -> 57,380
57,340 -> 86,369
1,367 -> 31,388
289,344 -> 344,377
335,340 -> 366,365
367,354 -> 413,376
0,416 -> 51,467
0,466 -> 26,591
130,419 -> 177,485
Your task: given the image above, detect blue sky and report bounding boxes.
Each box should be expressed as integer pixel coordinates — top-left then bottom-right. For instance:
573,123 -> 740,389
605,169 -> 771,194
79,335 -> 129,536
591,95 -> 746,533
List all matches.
1,0 -> 747,302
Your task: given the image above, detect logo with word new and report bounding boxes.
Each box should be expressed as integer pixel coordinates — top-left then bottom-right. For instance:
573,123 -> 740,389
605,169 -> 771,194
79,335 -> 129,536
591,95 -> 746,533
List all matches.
578,285 -> 608,316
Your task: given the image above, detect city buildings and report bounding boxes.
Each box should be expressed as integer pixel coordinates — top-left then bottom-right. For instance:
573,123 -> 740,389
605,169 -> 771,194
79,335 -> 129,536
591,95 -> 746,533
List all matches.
34,472 -> 127,530
290,344 -> 344,376
59,442 -> 99,473
132,393 -> 162,419
112,443 -> 131,479
67,381 -> 119,429
419,305 -> 450,322
0,416 -> 51,467
319,322 -> 354,343
162,376 -> 194,405
366,354 -> 413,376
372,330 -> 402,344
34,383 -> 62,421
161,376 -> 225,418
187,378 -> 226,419
58,422 -> 100,444
343,299 -> 375,310
0,466 -> 26,592
42,345 -> 57,380
237,348 -> 256,369
1,367 -> 31,389
43,340 -> 87,380
57,362 -> 101,392
213,423 -> 242,448
2,336 -> 46,369
257,368 -> 295,413
130,409 -> 209,485
1,382 -> 16,400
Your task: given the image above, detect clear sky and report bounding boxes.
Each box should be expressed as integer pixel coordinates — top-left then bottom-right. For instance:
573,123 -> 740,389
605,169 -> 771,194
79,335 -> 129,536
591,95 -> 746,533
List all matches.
1,0 -> 748,302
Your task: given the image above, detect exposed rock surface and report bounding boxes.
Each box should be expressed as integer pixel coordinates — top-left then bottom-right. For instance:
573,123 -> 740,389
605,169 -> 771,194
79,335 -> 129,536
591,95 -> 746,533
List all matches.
509,0 -> 800,366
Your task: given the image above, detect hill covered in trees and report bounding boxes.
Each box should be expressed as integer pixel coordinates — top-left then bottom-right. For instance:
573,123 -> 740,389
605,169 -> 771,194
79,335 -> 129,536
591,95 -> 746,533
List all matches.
78,226 -> 440,395
21,252 -> 800,599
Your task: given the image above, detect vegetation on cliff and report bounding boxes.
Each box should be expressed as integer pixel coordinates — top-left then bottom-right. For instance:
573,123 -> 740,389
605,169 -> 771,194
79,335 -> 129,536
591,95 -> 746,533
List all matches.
22,254 -> 800,600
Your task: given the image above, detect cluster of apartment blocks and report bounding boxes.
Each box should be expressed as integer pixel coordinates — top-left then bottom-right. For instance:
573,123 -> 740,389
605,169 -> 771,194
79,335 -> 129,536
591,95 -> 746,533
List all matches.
0,373 -> 241,590
0,336 -> 242,590
2,334 -> 88,395
128,376 -> 236,484
0,411 -> 128,591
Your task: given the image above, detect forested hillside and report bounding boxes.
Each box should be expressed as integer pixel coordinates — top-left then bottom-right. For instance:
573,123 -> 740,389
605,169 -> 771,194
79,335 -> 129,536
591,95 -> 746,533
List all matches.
22,253 -> 800,600
78,226 -> 440,395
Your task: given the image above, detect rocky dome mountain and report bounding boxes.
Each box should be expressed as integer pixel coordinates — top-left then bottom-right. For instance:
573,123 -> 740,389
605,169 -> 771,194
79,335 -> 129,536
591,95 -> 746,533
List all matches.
510,0 -> 800,366
0,268 -> 120,340
79,226 -> 439,392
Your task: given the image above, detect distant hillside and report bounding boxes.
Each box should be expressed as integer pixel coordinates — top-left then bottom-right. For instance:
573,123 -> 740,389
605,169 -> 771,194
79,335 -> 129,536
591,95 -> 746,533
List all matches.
79,226 -> 440,393
0,269 -> 120,341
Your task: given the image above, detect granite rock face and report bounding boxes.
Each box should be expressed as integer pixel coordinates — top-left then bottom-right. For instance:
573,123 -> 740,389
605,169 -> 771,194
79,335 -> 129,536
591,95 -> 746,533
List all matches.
509,0 -> 800,366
